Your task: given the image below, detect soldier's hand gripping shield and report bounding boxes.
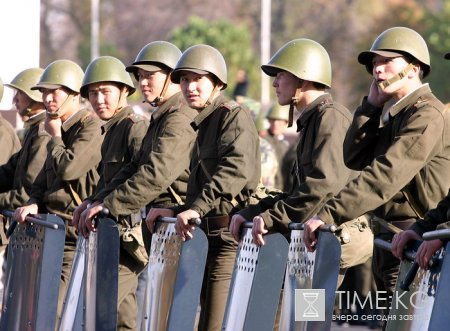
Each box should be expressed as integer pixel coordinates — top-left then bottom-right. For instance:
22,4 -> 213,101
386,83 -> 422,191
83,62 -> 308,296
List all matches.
0,211 -> 65,331
420,229 -> 450,331
374,237 -> 442,331
279,222 -> 340,331
141,217 -> 207,331
222,221 -> 289,331
58,209 -> 119,331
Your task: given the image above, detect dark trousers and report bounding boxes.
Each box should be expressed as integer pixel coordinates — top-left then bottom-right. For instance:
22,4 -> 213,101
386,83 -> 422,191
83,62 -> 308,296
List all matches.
198,228 -> 238,331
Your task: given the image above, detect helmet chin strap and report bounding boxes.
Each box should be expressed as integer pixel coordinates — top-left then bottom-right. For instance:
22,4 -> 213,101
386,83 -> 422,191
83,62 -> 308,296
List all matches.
288,87 -> 302,127
46,93 -> 74,119
204,85 -> 221,108
148,74 -> 171,107
19,100 -> 35,117
378,62 -> 415,90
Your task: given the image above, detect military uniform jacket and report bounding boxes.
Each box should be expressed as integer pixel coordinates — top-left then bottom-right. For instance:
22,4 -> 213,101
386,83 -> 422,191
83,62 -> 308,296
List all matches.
95,106 -> 148,195
184,95 -> 260,217
0,114 -> 21,166
0,112 -> 50,209
239,94 -> 355,231
317,84 -> 450,226
28,109 -> 103,225
410,189 -> 450,235
95,92 -> 198,218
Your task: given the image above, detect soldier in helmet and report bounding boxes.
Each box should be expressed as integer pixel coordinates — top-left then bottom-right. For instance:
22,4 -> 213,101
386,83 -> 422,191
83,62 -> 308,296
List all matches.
0,68 -> 50,230
391,51 -> 450,270
69,56 -> 149,331
75,41 -> 198,328
264,104 -> 290,189
146,44 -> 260,331
229,38 -> 370,284
303,27 -> 450,319
0,77 -> 21,165
14,59 -> 103,319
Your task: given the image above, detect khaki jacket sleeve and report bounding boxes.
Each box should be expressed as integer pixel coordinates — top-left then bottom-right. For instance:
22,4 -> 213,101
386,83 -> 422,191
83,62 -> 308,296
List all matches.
47,116 -> 103,182
318,105 -> 446,226
343,98 -> 383,170
0,132 -> 50,209
0,154 -> 17,194
103,111 -> 196,217
410,189 -> 450,235
190,108 -> 260,216
258,108 -> 353,231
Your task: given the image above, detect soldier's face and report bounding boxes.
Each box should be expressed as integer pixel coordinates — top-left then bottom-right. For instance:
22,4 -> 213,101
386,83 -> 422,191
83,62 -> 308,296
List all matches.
372,55 -> 412,95
42,87 -> 73,117
272,71 -> 300,106
137,69 -> 167,103
179,71 -> 216,110
88,82 -> 125,120
13,89 -> 33,114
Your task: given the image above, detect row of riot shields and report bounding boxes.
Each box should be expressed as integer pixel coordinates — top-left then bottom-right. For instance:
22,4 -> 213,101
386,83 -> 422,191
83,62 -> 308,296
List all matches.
0,210 -> 120,331
0,210 -> 367,331
375,229 -> 450,331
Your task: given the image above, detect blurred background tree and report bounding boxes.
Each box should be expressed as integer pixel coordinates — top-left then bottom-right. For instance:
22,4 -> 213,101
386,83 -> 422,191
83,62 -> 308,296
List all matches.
39,0 -> 450,110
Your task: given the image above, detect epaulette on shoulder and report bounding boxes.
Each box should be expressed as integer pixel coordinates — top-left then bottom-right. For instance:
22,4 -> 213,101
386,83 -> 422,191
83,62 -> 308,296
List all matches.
127,113 -> 144,123
222,100 -> 241,112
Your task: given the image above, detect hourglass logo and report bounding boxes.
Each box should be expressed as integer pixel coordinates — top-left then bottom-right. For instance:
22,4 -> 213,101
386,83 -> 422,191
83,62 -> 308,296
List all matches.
295,289 -> 325,321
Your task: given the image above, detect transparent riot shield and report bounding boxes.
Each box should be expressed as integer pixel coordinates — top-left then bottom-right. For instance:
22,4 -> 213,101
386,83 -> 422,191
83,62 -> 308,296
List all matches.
423,229 -> 450,331
141,217 -> 207,331
222,221 -> 289,331
58,235 -> 86,331
59,216 -> 119,331
278,222 -> 340,331
374,238 -> 442,331
0,212 -> 65,331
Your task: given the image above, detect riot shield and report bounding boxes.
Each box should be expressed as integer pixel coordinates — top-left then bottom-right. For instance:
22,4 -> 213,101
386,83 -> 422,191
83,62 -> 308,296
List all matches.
0,213 -> 65,331
278,223 -> 340,331
59,216 -> 119,331
423,229 -> 450,331
222,221 -> 289,331
374,238 -> 442,331
59,236 -> 86,331
141,217 -> 207,331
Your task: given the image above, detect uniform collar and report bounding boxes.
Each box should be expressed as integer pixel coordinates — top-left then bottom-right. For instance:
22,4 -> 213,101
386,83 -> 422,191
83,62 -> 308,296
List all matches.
24,111 -> 46,128
62,109 -> 87,132
296,93 -> 333,132
101,106 -> 133,134
192,94 -> 227,129
389,84 -> 430,117
151,92 -> 184,122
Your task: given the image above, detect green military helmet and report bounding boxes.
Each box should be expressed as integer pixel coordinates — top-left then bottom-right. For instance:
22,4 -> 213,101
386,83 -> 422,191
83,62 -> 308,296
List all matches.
255,113 -> 268,133
5,68 -> 44,102
261,38 -> 332,88
32,59 -> 84,93
126,41 -> 182,79
358,27 -> 431,77
0,77 -> 3,101
266,104 -> 290,122
80,56 -> 135,99
171,44 -> 228,90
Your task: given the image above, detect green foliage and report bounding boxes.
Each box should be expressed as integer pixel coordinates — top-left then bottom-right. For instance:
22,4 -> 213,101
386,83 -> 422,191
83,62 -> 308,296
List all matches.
169,16 -> 260,99
421,1 -> 450,103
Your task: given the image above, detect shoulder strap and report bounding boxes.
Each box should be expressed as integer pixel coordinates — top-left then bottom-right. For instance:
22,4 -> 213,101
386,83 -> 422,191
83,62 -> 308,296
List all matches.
167,185 -> 184,205
401,187 -> 425,218
66,182 -> 83,206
